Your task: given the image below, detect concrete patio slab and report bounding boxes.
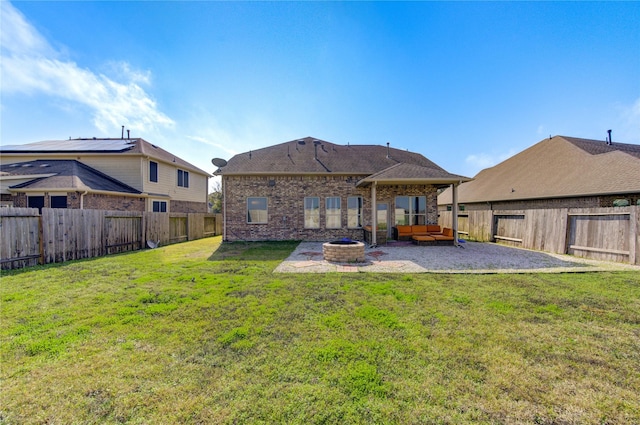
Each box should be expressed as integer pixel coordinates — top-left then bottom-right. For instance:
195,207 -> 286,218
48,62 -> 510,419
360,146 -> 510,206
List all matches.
274,241 -> 640,273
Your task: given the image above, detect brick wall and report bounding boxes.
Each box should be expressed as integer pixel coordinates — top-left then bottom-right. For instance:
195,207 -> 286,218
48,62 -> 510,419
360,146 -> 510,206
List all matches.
70,193 -> 145,211
223,175 -> 439,241
11,193 -> 27,207
170,199 -> 208,213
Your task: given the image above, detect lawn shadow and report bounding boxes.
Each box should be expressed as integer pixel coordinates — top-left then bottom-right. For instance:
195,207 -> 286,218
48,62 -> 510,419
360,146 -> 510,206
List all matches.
208,240 -> 300,262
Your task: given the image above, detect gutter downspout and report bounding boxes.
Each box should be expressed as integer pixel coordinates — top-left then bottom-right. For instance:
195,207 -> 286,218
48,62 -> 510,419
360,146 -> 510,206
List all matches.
80,191 -> 88,210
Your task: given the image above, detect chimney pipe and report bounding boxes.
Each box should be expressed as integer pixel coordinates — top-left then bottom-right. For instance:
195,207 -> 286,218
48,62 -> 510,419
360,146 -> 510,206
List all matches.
607,129 -> 612,145
121,125 -> 124,139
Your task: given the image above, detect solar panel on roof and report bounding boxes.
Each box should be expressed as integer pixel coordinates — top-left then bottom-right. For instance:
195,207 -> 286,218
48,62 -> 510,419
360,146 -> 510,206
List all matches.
0,139 -> 135,152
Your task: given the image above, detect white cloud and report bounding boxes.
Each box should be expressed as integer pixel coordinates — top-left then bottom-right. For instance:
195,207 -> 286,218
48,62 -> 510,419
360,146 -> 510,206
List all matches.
0,1 -> 174,134
464,149 -> 517,176
617,97 -> 640,144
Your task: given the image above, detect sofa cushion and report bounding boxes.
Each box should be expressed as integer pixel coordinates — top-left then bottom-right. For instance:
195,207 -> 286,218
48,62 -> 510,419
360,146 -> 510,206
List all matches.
396,225 -> 413,235
411,225 -> 428,235
426,225 -> 442,234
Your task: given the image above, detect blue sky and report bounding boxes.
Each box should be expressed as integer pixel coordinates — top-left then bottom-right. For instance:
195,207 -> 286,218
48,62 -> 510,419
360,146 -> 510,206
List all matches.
2,1 -> 639,188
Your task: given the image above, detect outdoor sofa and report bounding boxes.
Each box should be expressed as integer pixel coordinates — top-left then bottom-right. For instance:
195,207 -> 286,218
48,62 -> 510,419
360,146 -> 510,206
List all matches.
393,225 -> 443,240
392,225 -> 455,246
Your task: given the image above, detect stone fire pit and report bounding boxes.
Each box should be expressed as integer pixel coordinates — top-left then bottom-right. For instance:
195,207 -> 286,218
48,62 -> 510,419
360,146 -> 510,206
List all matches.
322,239 -> 365,263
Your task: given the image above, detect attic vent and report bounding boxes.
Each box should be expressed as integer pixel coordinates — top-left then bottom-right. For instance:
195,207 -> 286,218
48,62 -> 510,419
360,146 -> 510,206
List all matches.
39,164 -> 50,168
297,140 -> 306,145
151,144 -> 158,148
9,164 -> 19,167
21,164 -> 32,167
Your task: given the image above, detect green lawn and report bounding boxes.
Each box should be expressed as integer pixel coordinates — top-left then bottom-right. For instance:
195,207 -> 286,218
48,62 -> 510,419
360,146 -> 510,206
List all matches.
1,237 -> 639,424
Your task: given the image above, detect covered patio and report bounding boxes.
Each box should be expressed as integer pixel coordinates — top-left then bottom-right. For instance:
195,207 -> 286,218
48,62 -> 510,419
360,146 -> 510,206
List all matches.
355,163 -> 470,247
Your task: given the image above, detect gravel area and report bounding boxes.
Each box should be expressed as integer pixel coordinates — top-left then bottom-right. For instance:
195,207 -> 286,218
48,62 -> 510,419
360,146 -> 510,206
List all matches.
274,241 -> 640,273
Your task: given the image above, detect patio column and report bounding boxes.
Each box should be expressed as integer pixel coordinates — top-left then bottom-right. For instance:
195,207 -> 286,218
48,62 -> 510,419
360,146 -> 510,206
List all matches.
452,182 -> 459,247
371,181 -> 377,246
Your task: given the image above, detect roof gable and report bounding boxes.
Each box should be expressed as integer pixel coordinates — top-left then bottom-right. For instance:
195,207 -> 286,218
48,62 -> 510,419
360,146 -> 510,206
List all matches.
438,135 -> 640,204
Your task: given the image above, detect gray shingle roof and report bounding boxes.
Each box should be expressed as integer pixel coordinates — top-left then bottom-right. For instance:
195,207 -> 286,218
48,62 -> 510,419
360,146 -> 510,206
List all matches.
564,136 -> 640,159
217,136 -> 469,185
438,135 -> 640,205
1,160 -> 141,194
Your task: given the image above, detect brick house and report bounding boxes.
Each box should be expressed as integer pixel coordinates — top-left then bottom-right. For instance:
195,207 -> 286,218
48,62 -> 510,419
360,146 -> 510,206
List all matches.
438,135 -> 640,211
215,137 -> 470,242
0,138 -> 211,213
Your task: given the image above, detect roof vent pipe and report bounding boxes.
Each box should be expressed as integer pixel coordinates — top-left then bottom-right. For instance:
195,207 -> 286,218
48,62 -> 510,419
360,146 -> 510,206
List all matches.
121,125 -> 125,139
386,142 -> 390,158
313,140 -> 321,160
127,129 -> 130,139
607,129 -> 612,145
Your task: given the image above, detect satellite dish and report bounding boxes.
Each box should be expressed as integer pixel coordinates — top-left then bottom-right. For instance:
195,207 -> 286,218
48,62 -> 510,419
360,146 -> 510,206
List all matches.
211,158 -> 227,167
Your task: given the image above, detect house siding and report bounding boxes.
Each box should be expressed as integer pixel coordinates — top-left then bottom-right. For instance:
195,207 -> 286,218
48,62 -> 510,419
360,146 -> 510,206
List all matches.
224,175 -> 439,241
143,158 -> 208,205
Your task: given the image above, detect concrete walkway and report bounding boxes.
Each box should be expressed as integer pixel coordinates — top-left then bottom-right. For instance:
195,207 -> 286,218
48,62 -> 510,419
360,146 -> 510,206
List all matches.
274,241 -> 640,274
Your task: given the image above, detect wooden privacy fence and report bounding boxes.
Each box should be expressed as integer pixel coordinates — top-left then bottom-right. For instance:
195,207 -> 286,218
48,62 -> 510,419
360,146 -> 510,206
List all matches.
0,208 -> 222,270
440,206 -> 639,265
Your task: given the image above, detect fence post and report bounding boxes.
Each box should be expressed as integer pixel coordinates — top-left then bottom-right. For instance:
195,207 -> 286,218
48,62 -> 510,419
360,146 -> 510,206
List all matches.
630,206 -> 637,265
564,209 -> 573,255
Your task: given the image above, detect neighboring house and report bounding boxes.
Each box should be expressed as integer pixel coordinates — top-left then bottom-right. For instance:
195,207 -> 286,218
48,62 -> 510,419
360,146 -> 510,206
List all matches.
0,138 -> 211,212
438,135 -> 640,211
215,136 -> 470,242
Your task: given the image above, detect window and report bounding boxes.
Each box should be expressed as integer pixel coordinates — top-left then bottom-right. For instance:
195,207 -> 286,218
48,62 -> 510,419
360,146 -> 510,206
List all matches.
177,169 -> 189,188
247,197 -> 267,223
347,196 -> 363,228
152,200 -> 167,212
395,196 -> 426,225
51,196 -> 67,209
326,197 -> 341,229
150,161 -> 158,182
304,197 -> 320,228
28,196 -> 45,213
